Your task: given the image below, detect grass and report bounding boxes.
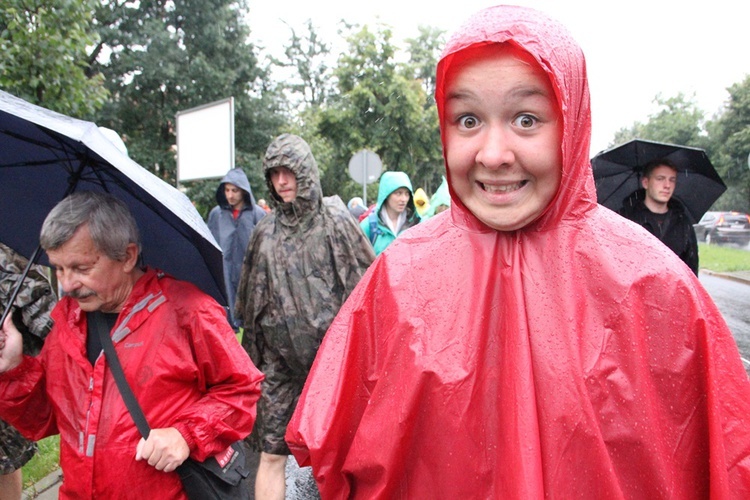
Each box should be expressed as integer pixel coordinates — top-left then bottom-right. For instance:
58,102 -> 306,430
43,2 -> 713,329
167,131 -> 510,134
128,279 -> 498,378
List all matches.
699,243 -> 750,272
21,435 -> 59,489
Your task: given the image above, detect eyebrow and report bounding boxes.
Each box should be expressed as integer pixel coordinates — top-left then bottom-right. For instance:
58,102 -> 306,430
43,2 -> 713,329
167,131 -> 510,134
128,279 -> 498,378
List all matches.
446,84 -> 549,104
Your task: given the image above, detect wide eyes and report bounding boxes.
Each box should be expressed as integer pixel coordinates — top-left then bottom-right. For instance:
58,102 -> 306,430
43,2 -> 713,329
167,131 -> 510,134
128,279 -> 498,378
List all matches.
457,113 -> 538,130
458,115 -> 479,129
513,114 -> 537,129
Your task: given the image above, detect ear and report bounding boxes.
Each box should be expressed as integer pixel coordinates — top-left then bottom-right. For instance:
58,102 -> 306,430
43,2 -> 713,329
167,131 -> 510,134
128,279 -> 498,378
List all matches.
122,243 -> 140,273
640,176 -> 648,189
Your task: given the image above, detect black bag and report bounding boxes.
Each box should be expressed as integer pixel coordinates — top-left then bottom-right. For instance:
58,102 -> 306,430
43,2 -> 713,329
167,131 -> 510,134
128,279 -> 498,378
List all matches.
176,441 -> 251,500
92,312 -> 251,499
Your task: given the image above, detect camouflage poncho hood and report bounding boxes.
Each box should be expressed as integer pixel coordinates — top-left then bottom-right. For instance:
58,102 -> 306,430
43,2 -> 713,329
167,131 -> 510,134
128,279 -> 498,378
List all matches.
0,242 -> 55,354
236,134 -> 375,374
263,134 -> 322,228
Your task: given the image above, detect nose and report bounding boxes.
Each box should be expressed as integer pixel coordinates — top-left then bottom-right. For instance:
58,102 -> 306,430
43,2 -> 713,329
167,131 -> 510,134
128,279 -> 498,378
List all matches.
475,126 -> 514,169
277,170 -> 292,185
57,270 -> 80,294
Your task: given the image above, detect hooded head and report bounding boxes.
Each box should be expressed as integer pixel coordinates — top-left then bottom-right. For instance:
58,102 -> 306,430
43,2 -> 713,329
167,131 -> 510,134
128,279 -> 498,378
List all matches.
435,5 -> 596,233
413,188 -> 431,217
215,167 -> 256,209
375,171 -> 417,215
347,197 -> 365,211
426,176 -> 451,217
263,134 -> 322,222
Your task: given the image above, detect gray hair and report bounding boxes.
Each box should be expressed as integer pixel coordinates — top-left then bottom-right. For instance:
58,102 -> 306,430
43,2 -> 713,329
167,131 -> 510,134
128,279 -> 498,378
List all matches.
40,191 -> 141,261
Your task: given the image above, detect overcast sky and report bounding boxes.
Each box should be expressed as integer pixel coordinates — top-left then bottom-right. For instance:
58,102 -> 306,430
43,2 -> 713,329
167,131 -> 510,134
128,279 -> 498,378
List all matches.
246,0 -> 750,156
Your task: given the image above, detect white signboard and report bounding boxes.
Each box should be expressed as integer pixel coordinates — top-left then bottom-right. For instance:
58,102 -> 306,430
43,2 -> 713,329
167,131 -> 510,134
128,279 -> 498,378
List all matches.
176,97 -> 234,183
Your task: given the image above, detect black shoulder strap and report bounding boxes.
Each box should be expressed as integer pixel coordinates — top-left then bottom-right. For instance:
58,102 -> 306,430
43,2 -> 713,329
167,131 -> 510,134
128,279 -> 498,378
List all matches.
91,312 -> 151,439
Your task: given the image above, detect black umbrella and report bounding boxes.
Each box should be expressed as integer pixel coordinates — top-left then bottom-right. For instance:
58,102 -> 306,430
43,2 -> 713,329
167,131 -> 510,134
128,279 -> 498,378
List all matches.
0,90 -> 227,327
591,138 -> 726,222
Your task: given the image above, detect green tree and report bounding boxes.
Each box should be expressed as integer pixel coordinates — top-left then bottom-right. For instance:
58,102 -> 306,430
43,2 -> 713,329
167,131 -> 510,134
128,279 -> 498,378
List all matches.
403,25 -> 446,99
706,76 -> 750,212
0,0 -> 107,117
92,0 -> 286,190
314,23 -> 442,203
273,19 -> 332,111
610,93 -> 705,148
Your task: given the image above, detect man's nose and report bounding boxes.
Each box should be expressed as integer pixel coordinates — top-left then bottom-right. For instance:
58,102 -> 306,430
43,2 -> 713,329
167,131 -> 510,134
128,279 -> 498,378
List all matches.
57,272 -> 79,293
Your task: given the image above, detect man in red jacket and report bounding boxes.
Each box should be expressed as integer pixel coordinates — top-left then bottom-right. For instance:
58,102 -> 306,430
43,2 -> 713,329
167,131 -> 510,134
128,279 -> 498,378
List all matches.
0,191 -> 263,499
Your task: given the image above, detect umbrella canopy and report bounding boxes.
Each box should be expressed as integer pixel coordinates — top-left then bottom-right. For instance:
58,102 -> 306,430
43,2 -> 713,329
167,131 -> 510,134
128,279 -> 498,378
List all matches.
591,138 -> 726,222
0,90 -> 227,309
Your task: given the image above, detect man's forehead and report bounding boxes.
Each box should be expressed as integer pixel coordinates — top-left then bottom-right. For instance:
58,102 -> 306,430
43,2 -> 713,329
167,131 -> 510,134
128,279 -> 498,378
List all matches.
653,167 -> 677,175
47,227 -> 100,265
269,165 -> 294,174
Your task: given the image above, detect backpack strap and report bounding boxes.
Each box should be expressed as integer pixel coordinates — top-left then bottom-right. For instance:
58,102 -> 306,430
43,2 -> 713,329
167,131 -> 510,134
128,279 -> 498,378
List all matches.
368,210 -> 381,245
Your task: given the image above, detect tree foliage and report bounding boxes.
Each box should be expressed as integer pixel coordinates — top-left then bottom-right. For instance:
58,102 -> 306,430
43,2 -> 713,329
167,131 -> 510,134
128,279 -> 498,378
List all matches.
0,0 -> 107,117
706,76 -> 750,212
307,23 -> 442,204
610,93 -> 705,148
272,19 -> 332,111
403,25 -> 446,99
91,0 -> 285,192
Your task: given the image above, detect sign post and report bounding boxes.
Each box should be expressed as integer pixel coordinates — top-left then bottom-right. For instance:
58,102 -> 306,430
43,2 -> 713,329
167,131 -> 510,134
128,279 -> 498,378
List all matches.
348,150 -> 382,203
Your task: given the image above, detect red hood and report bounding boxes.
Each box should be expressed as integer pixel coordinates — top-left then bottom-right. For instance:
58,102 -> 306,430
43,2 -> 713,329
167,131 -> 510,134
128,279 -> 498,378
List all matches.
436,4 -> 596,233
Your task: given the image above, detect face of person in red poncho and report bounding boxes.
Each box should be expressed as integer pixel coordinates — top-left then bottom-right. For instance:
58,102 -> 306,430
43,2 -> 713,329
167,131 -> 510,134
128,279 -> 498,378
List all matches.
443,43 -> 562,231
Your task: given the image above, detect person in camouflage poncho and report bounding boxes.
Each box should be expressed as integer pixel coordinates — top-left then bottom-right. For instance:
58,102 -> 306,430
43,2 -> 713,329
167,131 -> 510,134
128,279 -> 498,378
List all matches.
235,134 -> 375,499
0,242 -> 56,499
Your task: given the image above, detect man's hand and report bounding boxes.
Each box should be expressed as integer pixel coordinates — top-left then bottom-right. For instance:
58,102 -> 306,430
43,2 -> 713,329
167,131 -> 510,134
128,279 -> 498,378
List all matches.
0,312 -> 24,373
135,427 -> 190,473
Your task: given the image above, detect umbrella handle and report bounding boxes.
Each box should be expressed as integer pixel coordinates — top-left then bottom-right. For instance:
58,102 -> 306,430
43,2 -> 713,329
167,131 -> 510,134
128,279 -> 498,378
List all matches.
0,246 -> 44,328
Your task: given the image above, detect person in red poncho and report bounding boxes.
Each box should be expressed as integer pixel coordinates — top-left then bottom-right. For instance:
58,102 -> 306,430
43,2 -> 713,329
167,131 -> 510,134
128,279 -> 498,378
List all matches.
285,5 -> 750,498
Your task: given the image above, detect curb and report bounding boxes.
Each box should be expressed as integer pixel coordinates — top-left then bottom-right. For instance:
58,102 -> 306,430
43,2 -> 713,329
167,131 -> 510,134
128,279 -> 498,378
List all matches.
22,469 -> 62,499
701,269 -> 750,286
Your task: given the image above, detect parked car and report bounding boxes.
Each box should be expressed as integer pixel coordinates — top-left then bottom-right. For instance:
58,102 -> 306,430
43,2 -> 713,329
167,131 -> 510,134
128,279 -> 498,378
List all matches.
693,211 -> 750,246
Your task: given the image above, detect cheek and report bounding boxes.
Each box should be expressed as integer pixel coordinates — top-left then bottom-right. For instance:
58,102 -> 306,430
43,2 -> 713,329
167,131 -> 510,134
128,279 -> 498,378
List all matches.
444,131 -> 474,174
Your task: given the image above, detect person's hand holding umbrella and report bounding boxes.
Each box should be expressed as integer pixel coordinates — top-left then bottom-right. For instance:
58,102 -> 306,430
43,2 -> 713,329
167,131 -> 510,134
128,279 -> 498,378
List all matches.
0,313 -> 23,373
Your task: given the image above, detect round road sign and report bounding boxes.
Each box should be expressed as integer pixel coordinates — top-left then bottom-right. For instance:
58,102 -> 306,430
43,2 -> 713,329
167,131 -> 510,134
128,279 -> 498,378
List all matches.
348,150 -> 382,185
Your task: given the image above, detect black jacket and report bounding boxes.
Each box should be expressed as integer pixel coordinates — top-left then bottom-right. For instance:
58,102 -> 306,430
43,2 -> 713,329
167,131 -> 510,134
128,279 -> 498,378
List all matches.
618,190 -> 699,275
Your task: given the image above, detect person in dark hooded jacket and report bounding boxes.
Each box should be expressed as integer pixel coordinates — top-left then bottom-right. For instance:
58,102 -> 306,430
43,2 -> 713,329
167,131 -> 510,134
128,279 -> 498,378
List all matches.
235,134 -> 374,499
618,158 -> 699,275
207,168 -> 267,328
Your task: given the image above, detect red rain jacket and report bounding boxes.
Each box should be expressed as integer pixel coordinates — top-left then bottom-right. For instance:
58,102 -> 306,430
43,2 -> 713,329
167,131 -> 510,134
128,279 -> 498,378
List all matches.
0,268 -> 262,499
287,5 -> 750,499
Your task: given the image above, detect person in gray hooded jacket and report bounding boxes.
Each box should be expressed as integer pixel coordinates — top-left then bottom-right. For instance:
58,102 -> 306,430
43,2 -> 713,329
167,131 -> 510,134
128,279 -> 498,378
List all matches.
207,168 -> 266,329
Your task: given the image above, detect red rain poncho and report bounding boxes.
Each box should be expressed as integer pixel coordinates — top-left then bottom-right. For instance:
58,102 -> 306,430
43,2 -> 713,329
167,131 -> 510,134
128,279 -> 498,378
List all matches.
286,5 -> 750,498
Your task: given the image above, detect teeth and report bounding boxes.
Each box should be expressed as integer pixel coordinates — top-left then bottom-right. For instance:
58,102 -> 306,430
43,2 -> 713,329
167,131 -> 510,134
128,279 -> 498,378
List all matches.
483,182 -> 522,193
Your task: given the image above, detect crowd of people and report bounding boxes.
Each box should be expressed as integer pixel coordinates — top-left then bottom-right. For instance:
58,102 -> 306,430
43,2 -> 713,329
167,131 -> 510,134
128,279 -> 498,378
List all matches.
2,4 -> 750,500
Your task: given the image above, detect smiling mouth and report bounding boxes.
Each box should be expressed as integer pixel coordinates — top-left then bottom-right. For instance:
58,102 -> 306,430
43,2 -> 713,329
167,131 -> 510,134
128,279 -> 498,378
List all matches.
481,181 -> 527,193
